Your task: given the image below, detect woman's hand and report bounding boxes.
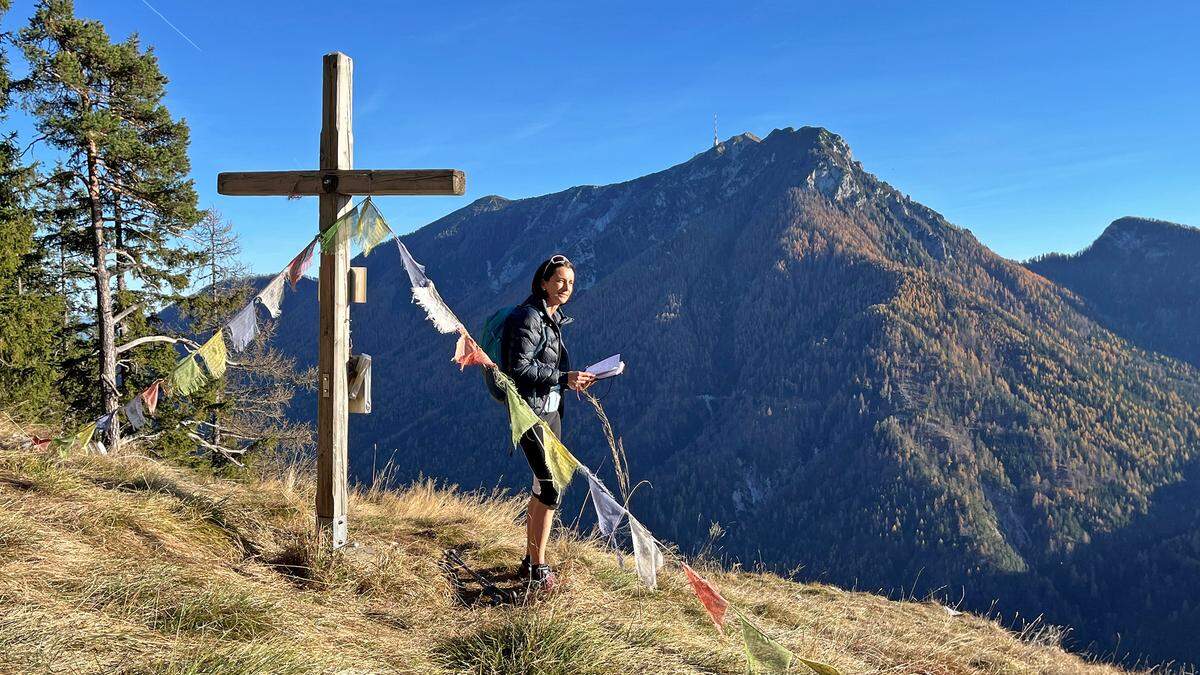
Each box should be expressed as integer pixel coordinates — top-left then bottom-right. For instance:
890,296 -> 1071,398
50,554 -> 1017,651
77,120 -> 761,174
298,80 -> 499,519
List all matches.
567,371 -> 597,392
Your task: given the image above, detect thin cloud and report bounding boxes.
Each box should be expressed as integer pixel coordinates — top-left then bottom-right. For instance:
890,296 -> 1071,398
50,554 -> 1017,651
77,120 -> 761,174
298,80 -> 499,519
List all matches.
140,0 -> 202,52
506,102 -> 571,143
952,150 -> 1148,207
360,86 -> 389,116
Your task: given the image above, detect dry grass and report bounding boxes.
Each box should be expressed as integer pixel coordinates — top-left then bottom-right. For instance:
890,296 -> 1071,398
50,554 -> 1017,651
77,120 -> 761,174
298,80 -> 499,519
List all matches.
0,416 -> 1150,674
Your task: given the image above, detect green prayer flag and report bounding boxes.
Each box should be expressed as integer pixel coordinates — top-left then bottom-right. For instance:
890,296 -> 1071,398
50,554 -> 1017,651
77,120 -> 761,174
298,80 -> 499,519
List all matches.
169,355 -> 207,397
494,370 -> 541,447
355,197 -> 392,256
197,332 -> 228,379
319,205 -> 360,252
737,611 -> 794,674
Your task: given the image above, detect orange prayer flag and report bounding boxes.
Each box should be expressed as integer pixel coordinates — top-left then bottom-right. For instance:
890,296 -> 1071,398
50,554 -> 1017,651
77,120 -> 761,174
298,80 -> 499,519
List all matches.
683,562 -> 729,634
286,240 -> 317,289
452,330 -> 495,370
142,381 -> 161,414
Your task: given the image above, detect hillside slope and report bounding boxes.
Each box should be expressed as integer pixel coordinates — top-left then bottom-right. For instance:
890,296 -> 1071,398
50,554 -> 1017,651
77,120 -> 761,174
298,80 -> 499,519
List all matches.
0,424 -> 1130,674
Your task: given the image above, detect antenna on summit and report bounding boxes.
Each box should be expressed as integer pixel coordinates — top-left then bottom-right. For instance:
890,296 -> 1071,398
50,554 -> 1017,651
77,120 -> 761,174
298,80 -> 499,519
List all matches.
713,114 -> 719,148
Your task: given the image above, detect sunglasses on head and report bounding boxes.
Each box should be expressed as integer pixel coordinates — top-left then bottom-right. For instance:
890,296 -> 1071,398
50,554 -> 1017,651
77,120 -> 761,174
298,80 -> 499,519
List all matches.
548,254 -> 571,265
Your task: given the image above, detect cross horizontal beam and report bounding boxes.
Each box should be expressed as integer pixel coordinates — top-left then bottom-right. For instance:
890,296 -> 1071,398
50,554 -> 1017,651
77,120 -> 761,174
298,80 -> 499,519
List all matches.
217,169 -> 465,197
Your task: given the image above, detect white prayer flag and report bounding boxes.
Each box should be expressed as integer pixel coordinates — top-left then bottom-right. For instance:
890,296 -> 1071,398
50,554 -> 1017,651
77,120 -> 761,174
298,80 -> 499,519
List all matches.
629,515 -> 664,589
395,236 -> 431,288
227,301 -> 259,352
586,470 -> 626,544
122,396 -> 147,430
256,274 -> 286,319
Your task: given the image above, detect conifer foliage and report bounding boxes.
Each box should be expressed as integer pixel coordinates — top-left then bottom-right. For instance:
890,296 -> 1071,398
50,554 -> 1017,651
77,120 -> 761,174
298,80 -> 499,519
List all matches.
0,0 -> 62,415
14,0 -> 201,444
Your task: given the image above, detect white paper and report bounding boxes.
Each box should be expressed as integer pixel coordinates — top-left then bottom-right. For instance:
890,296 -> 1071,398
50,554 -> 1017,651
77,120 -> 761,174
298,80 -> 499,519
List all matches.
585,354 -> 625,380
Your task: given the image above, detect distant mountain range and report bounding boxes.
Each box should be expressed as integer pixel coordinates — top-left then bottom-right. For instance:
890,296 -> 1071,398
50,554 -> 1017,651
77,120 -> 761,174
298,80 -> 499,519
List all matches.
261,127 -> 1200,667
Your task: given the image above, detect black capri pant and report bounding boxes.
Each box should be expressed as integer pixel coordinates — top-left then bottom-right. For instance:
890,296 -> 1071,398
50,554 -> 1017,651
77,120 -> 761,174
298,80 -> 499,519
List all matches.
520,409 -> 562,508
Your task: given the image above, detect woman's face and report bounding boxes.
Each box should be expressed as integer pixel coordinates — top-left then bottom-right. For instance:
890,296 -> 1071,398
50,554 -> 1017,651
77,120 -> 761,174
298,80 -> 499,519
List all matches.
541,266 -> 575,306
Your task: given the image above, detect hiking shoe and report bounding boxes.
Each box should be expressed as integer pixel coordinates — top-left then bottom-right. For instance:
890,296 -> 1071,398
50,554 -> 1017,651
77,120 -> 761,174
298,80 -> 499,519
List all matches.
527,563 -> 558,592
516,554 -> 532,580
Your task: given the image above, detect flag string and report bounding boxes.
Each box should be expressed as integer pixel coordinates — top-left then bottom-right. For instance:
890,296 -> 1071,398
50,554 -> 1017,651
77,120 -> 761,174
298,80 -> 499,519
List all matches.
43,198 -> 839,674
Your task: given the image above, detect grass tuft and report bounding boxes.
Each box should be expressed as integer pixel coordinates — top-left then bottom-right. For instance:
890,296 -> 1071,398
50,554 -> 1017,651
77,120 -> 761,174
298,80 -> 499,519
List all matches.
435,609 -> 626,675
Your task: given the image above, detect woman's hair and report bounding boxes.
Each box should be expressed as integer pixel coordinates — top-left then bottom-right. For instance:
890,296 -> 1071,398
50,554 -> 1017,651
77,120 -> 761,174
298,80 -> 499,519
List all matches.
531,254 -> 574,300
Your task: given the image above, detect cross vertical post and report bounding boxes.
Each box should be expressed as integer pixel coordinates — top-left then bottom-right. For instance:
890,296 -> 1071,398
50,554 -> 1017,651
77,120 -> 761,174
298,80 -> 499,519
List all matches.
216,52 -> 465,551
317,52 -> 353,548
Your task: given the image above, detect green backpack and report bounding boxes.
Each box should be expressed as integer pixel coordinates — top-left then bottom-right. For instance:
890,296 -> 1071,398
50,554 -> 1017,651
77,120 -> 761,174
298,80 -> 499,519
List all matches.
480,306 -> 548,403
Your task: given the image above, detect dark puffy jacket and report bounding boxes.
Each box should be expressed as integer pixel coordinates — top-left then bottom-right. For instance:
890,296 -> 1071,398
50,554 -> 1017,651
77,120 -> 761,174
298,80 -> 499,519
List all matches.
500,294 -> 573,420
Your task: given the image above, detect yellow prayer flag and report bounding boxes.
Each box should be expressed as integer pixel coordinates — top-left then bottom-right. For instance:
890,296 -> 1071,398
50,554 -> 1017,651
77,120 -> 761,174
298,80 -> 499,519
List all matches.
71,421 -> 97,452
197,332 -> 228,379
356,198 -> 392,256
540,422 -> 580,492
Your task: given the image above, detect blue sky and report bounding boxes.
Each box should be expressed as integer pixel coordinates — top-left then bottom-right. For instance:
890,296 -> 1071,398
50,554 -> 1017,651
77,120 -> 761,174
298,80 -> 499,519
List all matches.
7,1 -> 1199,273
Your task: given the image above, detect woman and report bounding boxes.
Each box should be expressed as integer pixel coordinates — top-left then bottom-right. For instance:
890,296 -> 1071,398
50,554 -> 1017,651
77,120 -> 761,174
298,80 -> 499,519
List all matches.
500,254 -> 596,591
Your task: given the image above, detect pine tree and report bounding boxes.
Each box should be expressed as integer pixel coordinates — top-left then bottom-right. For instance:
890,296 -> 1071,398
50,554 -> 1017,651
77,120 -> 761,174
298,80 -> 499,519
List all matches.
0,0 -> 65,416
15,0 -> 202,445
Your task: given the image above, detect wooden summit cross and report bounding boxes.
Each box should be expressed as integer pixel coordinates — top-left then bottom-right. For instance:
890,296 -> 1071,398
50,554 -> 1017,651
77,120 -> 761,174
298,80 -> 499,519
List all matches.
217,52 -> 465,548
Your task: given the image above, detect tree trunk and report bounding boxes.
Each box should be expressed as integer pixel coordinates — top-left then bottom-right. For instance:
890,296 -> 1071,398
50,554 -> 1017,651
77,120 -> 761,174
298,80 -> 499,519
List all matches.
86,137 -> 119,450
208,221 -> 222,449
114,200 -> 126,335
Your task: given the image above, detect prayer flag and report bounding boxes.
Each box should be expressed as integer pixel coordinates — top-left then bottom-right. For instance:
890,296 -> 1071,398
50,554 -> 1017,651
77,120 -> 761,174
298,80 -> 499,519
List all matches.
319,205 -> 360,252
142,381 -> 161,414
629,515 -> 664,589
733,610 -> 845,675
496,370 -> 541,447
95,412 -> 115,433
738,611 -> 794,674
197,332 -> 228,379
585,469 -> 626,544
226,301 -> 259,352
682,563 -> 729,634
539,422 -> 580,492
395,236 -> 430,288
71,422 -> 97,452
123,396 -> 147,430
256,274 -> 286,318
169,355 -> 207,397
355,198 -> 391,256
287,240 -> 317,289
411,282 -> 462,334
453,330 -> 495,370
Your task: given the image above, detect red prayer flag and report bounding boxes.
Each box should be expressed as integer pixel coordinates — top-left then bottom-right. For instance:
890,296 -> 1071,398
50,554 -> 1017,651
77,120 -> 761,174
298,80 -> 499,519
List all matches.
31,435 -> 52,449
452,330 -> 495,370
287,240 -> 317,290
142,380 -> 161,414
683,562 -> 729,634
